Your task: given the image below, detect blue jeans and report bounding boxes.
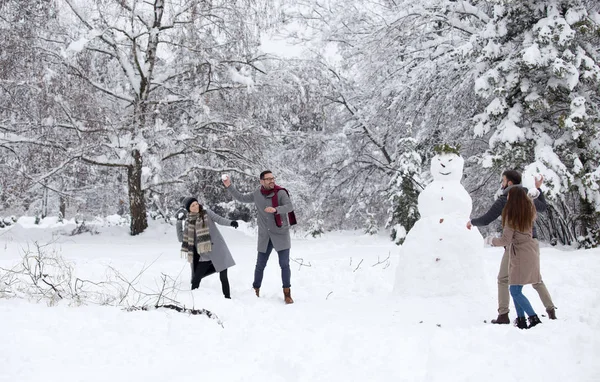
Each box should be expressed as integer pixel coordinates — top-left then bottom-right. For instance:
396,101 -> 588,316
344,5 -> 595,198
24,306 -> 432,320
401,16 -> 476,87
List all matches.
253,240 -> 291,289
509,285 -> 537,318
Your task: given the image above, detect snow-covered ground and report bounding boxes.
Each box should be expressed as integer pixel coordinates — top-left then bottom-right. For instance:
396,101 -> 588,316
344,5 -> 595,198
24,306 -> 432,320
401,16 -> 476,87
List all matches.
1,218 -> 599,382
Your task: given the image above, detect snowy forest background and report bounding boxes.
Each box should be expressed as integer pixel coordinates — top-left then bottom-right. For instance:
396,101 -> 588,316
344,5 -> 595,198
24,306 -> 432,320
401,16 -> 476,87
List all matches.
1,0 -> 599,247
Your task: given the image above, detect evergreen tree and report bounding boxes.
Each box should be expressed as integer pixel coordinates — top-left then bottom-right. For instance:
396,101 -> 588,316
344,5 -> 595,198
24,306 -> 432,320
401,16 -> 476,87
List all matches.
472,0 -> 600,247
387,137 -> 423,244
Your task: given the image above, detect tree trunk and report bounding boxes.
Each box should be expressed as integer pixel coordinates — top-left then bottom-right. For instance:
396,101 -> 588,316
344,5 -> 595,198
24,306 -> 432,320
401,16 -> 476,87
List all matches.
59,195 -> 66,220
128,149 -> 148,235
579,197 -> 599,248
42,187 -> 48,219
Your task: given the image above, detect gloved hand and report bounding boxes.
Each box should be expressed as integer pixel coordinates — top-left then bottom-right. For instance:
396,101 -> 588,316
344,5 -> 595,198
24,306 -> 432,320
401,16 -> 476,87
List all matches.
484,236 -> 495,246
230,220 -> 239,229
176,207 -> 187,220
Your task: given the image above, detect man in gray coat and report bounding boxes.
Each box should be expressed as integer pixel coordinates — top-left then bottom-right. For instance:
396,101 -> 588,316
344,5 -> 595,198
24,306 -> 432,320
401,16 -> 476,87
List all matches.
223,170 -> 296,304
467,170 -> 557,324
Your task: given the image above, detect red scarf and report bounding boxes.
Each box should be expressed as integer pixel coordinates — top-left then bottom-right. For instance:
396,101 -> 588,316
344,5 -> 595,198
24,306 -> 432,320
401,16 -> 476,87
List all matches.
261,185 -> 297,227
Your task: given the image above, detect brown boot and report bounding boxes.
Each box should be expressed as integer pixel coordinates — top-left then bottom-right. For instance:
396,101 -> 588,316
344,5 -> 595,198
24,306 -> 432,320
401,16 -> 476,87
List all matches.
491,313 -> 510,324
546,307 -> 557,320
253,288 -> 260,297
283,288 -> 294,304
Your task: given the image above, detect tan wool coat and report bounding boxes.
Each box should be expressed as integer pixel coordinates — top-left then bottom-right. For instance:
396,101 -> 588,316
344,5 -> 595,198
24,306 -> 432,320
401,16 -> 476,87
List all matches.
492,226 -> 541,285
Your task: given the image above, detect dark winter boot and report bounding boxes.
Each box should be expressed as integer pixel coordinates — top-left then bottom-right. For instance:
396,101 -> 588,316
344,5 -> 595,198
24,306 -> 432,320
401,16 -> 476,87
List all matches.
283,288 -> 294,304
515,317 -> 528,329
491,313 -> 510,324
546,307 -> 557,320
528,315 -> 542,328
253,287 -> 260,297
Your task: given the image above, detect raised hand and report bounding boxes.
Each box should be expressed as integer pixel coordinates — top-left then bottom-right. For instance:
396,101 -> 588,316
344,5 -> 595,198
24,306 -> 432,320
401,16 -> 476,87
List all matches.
534,174 -> 544,189
230,220 -> 239,229
176,207 -> 187,220
528,188 -> 540,199
222,174 -> 231,188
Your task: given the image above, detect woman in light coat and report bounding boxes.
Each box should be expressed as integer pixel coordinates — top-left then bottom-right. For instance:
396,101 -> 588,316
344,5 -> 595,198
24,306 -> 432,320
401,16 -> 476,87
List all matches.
489,187 -> 542,329
176,197 -> 238,298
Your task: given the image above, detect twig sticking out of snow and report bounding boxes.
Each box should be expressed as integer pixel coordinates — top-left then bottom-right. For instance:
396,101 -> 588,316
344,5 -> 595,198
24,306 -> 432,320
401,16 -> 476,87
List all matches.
0,241 -> 221,326
371,252 -> 391,269
291,257 -> 312,270
353,259 -> 364,272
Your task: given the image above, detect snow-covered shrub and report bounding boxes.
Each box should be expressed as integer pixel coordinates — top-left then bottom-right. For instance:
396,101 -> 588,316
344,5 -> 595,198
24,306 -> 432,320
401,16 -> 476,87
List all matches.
70,221 -> 99,236
364,213 -> 379,235
307,218 -> 325,238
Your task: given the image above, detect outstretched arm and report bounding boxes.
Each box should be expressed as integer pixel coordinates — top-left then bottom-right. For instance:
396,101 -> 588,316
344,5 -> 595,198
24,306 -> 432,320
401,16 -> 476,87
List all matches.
491,226 -> 515,247
205,208 -> 232,227
225,183 -> 255,204
471,197 -> 506,227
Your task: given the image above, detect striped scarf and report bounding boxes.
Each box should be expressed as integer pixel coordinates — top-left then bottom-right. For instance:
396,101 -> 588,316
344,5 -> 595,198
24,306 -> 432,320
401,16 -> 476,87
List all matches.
181,211 -> 212,263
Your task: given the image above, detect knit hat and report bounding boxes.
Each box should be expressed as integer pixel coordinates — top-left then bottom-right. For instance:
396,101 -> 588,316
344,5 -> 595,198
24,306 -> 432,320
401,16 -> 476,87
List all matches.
182,197 -> 198,212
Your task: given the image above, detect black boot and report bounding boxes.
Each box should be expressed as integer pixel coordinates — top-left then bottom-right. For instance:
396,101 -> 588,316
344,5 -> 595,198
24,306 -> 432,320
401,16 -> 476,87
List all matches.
515,317 -> 528,329
491,313 -> 510,324
528,315 -> 542,328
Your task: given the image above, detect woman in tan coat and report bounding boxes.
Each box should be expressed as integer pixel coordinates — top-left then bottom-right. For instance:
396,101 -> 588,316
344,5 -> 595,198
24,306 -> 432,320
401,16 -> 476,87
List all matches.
489,187 -> 542,329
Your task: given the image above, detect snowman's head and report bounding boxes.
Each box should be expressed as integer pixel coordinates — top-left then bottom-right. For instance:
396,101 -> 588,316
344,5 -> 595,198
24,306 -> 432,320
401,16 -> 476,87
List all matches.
430,153 -> 464,182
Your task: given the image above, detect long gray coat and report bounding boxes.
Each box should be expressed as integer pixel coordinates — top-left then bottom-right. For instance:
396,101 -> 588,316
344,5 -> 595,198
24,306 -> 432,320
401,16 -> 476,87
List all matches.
227,184 -> 294,253
176,208 -> 236,272
492,226 -> 541,285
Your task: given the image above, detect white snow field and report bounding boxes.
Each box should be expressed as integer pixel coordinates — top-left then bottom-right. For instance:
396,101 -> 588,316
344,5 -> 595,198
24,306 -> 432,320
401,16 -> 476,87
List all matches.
1,218 -> 599,382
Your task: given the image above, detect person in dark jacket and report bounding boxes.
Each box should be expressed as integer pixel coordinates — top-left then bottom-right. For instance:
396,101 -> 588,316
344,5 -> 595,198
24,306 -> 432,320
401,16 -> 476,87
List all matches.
176,197 -> 239,298
467,170 -> 557,324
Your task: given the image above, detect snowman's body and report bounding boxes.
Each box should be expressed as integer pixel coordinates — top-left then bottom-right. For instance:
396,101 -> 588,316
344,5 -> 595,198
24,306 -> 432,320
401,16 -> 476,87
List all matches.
394,153 -> 485,297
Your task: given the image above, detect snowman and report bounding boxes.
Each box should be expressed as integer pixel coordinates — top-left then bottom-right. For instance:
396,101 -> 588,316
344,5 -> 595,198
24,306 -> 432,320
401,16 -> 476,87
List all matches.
393,148 -> 485,297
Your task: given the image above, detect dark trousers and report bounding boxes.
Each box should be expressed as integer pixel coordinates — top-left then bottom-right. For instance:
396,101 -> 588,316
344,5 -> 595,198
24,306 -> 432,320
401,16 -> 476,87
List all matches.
252,240 -> 291,289
191,253 -> 230,298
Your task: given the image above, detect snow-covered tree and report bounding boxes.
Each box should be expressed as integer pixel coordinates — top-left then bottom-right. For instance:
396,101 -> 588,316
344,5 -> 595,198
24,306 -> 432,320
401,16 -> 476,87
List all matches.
387,136 -> 424,244
273,0 -> 491,232
0,0 -> 85,216
472,0 -> 600,246
17,0 -> 280,234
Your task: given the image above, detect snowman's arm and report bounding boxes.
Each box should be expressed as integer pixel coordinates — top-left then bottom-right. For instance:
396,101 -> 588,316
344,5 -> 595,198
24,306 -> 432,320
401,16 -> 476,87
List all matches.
471,197 -> 506,227
491,226 -> 515,247
533,189 -> 547,213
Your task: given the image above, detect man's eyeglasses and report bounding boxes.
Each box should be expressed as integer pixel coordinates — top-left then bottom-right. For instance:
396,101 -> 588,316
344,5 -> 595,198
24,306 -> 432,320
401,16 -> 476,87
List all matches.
263,177 -> 275,182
